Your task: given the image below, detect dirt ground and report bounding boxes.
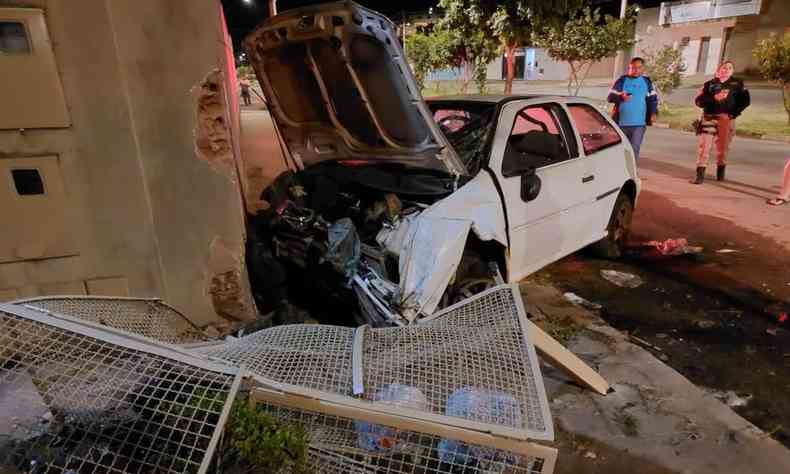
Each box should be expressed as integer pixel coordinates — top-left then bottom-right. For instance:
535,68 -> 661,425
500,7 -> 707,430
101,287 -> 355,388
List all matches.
535,250 -> 790,450
553,429 -> 679,474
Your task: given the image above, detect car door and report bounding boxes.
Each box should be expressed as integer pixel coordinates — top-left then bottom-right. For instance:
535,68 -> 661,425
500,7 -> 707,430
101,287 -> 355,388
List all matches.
490,100 -> 595,283
566,103 -> 633,242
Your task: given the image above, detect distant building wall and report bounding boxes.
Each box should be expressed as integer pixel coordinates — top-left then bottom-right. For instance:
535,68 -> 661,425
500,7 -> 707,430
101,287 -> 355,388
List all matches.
634,1 -> 790,76
0,0 -> 255,329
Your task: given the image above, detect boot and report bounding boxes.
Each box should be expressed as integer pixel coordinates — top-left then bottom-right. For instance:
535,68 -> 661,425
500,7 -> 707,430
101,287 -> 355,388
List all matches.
717,165 -> 726,181
691,167 -> 705,184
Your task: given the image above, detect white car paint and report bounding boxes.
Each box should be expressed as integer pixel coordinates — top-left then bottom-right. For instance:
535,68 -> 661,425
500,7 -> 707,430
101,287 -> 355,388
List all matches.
385,97 -> 639,320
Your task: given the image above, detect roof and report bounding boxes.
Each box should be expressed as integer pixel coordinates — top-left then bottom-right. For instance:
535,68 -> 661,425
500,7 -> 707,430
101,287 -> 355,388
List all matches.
426,94 -> 591,105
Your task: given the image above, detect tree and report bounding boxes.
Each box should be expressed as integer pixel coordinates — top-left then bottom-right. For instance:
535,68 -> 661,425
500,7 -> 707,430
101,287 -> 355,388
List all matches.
753,32 -> 790,124
533,7 -> 637,96
490,1 -> 583,94
405,31 -> 436,91
440,0 -> 582,95
643,46 -> 686,111
405,28 -> 460,92
438,0 -> 499,94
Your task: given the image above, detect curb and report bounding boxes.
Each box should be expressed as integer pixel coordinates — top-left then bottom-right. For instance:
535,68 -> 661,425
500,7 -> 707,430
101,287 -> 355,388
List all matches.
655,122 -> 790,143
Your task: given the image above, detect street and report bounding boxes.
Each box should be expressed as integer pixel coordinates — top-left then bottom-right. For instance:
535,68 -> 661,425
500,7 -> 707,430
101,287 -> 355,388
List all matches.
536,126 -> 790,451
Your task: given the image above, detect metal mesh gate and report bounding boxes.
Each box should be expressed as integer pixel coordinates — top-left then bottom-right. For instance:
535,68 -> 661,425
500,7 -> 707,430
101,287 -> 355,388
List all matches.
2,285 -> 557,473
13,296 -> 207,345
0,303 -> 240,474
199,285 -> 553,442
252,387 -> 557,474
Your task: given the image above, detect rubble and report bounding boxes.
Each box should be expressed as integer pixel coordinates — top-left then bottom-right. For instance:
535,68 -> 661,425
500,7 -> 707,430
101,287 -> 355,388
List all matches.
1,285 -> 567,474
600,270 -> 644,289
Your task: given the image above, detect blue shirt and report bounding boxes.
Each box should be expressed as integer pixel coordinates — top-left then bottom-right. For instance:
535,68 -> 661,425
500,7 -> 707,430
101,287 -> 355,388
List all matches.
618,76 -> 649,127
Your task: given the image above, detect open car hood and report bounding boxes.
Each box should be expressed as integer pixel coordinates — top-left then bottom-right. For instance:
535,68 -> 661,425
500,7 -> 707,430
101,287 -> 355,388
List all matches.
244,1 -> 465,176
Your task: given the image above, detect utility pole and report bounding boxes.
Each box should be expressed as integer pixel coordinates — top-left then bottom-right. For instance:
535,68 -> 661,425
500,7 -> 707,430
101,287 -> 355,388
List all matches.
612,0 -> 628,80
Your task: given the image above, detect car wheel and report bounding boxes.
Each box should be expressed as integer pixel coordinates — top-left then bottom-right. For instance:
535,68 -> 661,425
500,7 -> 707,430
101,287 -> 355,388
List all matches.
591,192 -> 633,259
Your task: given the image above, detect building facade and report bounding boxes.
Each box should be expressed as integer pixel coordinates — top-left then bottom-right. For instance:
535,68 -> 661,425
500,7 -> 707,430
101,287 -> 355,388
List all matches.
634,0 -> 790,76
0,0 -> 256,329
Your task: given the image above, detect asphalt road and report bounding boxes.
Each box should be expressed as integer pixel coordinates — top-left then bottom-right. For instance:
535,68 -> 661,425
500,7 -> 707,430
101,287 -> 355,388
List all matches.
640,126 -> 788,185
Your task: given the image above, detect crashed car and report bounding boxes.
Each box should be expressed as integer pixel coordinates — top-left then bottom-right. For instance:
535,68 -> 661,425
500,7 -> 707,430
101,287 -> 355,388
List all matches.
244,1 -> 640,327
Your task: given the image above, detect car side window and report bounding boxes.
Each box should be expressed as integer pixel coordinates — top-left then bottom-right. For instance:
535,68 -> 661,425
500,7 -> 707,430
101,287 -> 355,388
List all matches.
502,104 -> 571,177
567,104 -> 622,155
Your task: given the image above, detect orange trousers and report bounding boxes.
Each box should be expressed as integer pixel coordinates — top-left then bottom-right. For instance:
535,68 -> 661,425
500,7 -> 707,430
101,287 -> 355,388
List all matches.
696,114 -> 735,167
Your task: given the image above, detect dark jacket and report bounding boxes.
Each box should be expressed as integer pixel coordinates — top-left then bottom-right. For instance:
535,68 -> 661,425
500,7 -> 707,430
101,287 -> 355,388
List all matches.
695,77 -> 750,118
607,75 -> 659,125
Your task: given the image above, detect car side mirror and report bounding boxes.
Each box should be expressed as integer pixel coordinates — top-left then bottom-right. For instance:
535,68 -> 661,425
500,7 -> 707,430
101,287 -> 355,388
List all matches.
521,168 -> 542,202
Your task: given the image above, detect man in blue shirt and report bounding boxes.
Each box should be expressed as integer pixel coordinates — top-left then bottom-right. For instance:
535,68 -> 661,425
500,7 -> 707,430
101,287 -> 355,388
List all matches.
607,57 -> 658,160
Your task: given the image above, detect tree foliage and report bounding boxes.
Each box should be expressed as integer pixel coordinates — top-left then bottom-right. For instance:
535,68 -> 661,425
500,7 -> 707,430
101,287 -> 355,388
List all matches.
489,1 -> 583,93
439,0 -> 582,94
405,28 -> 459,91
643,46 -> 686,110
438,0 -> 499,94
533,6 -> 637,95
753,32 -> 790,124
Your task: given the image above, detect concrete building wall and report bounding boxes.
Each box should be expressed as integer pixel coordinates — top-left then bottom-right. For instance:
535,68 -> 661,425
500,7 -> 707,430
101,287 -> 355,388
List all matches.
484,49 -> 614,82
635,2 -> 790,76
0,0 -> 254,328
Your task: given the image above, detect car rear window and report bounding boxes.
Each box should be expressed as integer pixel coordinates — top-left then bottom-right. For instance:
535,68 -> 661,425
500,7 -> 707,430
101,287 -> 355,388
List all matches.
567,104 -> 622,155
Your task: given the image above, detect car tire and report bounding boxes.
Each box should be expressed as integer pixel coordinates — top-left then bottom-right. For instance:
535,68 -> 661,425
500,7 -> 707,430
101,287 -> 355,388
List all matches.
591,192 -> 633,259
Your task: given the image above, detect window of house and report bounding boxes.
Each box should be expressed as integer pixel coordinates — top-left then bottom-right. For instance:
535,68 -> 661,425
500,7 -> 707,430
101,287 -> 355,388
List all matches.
11,169 -> 44,195
567,104 -> 622,155
0,21 -> 30,54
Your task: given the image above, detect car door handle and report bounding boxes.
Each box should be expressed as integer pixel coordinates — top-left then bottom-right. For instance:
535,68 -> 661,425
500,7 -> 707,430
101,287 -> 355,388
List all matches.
582,175 -> 595,183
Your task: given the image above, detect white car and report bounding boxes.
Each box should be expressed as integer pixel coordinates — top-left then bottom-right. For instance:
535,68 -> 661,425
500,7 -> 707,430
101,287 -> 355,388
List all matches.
245,2 -> 640,326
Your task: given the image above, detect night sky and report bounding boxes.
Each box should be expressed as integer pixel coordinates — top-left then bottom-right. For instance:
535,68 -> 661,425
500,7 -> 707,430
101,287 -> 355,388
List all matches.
221,0 -> 665,56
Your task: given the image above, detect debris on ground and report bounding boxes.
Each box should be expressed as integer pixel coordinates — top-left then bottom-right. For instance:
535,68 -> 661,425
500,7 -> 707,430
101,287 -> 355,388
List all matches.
717,249 -> 739,254
767,327 -> 779,336
628,334 -> 663,352
707,389 -> 753,408
564,292 -> 602,310
695,320 -> 717,330
600,270 -> 644,289
584,451 -> 598,460
628,238 -> 704,259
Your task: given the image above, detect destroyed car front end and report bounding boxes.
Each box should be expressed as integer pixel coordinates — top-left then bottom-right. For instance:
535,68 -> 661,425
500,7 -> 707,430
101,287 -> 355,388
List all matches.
244,2 -> 507,326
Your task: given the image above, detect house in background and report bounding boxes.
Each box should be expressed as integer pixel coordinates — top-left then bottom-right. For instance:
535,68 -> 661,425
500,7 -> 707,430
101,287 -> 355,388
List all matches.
634,0 -> 790,76
0,0 -> 255,329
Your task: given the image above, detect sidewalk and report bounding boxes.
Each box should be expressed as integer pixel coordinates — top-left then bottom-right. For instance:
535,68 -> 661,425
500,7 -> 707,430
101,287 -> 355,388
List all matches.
523,281 -> 790,474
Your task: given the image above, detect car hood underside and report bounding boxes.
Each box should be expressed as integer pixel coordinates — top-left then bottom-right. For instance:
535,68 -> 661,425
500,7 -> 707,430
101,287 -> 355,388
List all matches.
244,1 -> 465,175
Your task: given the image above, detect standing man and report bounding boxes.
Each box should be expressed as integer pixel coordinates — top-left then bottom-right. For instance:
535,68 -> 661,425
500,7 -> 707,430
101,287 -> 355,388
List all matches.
691,61 -> 750,184
240,77 -> 252,106
607,57 -> 658,161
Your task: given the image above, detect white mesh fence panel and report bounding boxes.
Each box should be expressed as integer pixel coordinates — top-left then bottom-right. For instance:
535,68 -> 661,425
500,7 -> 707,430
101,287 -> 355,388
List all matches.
0,304 -> 239,474
200,285 -> 553,442
252,392 -> 555,474
13,296 -> 207,345
198,325 -> 356,395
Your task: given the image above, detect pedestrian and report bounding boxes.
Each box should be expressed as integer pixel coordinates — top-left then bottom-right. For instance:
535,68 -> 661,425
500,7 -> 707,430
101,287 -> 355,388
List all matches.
766,159 -> 790,206
240,77 -> 252,106
691,61 -> 750,184
607,57 -> 658,161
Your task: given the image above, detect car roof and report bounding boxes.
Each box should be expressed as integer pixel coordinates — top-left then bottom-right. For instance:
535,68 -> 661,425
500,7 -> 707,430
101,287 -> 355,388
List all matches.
426,94 -> 596,106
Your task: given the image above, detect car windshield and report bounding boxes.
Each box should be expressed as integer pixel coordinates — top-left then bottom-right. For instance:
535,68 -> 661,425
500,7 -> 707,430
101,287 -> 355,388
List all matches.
428,101 -> 496,175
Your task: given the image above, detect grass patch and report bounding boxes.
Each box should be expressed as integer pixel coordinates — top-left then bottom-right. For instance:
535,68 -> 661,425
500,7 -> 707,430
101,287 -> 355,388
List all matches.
615,413 -> 640,437
659,102 -> 790,138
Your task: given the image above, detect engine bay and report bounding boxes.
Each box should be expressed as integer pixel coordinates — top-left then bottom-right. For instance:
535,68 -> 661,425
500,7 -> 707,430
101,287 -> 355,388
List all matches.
245,161 -> 487,327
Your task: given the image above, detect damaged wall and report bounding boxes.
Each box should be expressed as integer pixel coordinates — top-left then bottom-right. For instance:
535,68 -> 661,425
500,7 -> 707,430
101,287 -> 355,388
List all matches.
0,0 -> 255,327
